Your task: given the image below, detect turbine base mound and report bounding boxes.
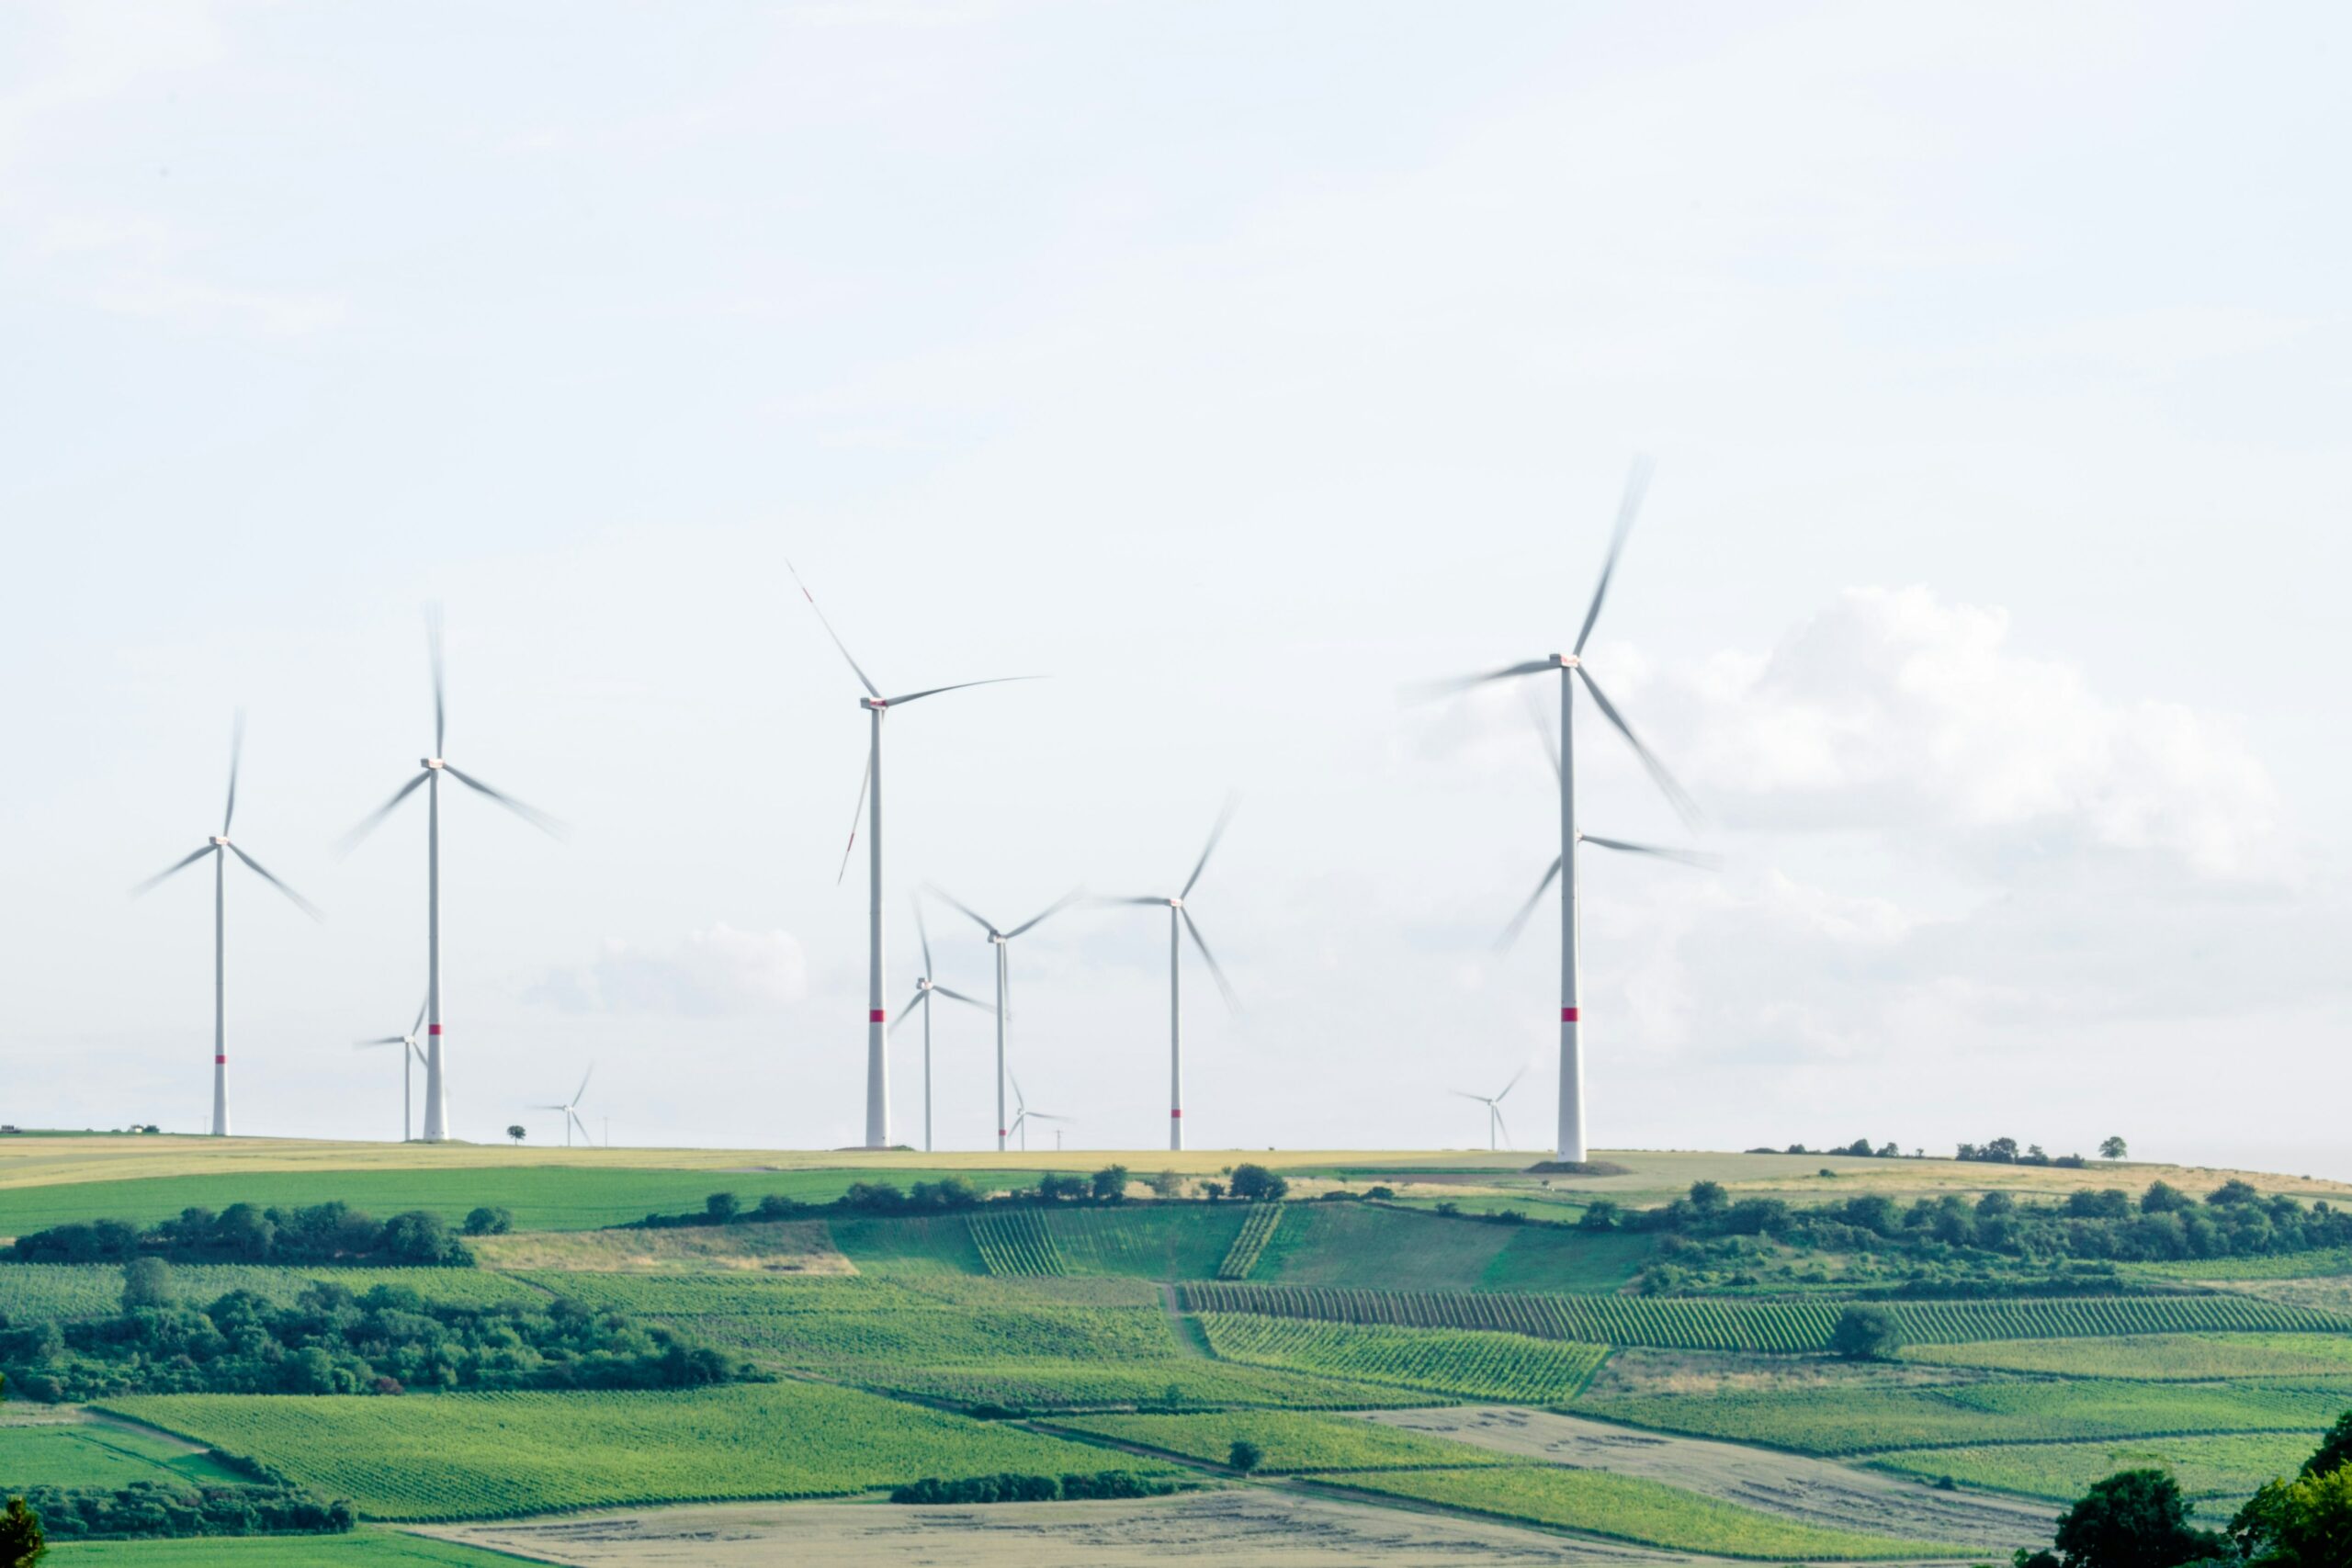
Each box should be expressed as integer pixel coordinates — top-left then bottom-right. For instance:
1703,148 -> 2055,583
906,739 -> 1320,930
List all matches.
1523,1158 -> 1632,1177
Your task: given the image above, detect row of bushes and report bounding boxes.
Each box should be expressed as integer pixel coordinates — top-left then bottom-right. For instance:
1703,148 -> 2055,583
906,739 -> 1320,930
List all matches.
15,1480 -> 354,1540
889,1471 -> 1183,1505
639,1164 -> 1295,1230
8,1201 -> 471,1267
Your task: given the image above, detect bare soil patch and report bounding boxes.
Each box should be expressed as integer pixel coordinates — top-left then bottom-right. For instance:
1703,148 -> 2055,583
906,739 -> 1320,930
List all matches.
469,1219 -> 854,1274
1358,1406 -> 2049,1551
1585,1347 -> 1982,1399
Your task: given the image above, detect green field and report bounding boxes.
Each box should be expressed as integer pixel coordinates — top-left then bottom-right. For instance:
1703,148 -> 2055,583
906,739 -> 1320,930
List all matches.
1905,1332 -> 2352,1382
1197,1314 -> 1610,1403
1329,1465 -> 1955,1559
1869,1430 -> 2324,1502
101,1383 -> 1154,1520
1055,1409 -> 1515,1472
1576,1377 -> 2352,1454
0,1413 -> 246,1490
970,1209 -> 1065,1276
47,1531 -> 520,1566
0,1263 -> 542,1324
852,1357 -> 1432,1413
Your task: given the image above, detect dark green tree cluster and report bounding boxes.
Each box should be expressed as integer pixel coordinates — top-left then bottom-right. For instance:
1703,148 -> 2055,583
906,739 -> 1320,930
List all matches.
18,1480 -> 352,1540
0,1273 -> 743,1402
890,1472 -> 1180,1505
8,1201 -> 469,1267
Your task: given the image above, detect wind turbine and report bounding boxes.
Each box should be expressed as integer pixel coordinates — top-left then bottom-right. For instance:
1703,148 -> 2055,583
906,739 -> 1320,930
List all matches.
928,886 -> 1082,1152
134,713 -> 322,1136
788,563 -> 1030,1151
1451,1066 -> 1526,1151
1007,1073 -> 1069,1154
342,608 -> 561,1144
356,999 -> 428,1142
1430,457 -> 1705,1164
540,1066 -> 596,1148
888,901 -> 987,1154
1105,796 -> 1239,1151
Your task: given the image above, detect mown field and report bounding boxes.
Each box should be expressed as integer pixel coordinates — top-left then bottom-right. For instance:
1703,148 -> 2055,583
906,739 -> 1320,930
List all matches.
1904,1331 -> 2352,1381
1868,1430 -> 2324,1503
47,1532 -> 520,1566
100,1383 -> 1162,1520
0,1410 -> 245,1490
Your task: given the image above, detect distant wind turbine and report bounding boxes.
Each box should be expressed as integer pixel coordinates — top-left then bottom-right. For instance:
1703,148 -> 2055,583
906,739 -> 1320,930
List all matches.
1451,1066 -> 1527,1151
356,998 -> 428,1143
928,886 -> 1082,1152
1007,1073 -> 1069,1154
134,713 -> 322,1136
342,607 -> 562,1144
540,1065 -> 596,1148
889,901 -> 988,1155
1427,457 -> 1707,1163
788,563 -> 1032,1151
1104,795 -> 1239,1151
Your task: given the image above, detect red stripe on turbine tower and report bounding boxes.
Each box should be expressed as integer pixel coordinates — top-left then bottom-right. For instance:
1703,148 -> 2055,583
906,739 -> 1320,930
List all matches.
215,1055 -> 226,1065
428,1024 -> 443,1034
1561,1007 -> 1580,1022
1170,1109 -> 1182,1117
869,1009 -> 886,1023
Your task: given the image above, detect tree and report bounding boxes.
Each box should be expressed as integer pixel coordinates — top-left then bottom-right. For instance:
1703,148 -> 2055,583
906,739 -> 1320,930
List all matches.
1200,1180 -> 1226,1202
2100,1136 -> 2129,1161
1227,1438 -> 1263,1473
0,1496 -> 42,1567
1036,1172 -> 1089,1202
462,1206 -> 514,1236
2049,1469 -> 2222,1568
1577,1200 -> 1623,1233
506,1124 -> 526,1145
2303,1409 -> 2352,1481
2232,1464 -> 2352,1566
119,1257 -> 175,1311
1688,1180 -> 1728,1212
705,1191 -> 741,1223
1091,1166 -> 1132,1202
1830,1304 -> 1902,1362
1227,1165 -> 1288,1202
1148,1169 -> 1185,1200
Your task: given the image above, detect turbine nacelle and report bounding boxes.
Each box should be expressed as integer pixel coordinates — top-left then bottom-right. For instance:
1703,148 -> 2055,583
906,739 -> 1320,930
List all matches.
421,757 -> 446,770
208,836 -> 230,848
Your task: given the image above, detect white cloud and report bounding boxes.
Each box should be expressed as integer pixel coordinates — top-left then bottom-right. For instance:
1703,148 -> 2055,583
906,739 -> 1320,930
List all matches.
529,925 -> 808,1017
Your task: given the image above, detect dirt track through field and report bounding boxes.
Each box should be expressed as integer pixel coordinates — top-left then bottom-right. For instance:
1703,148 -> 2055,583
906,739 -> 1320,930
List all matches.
417,1489 -> 1860,1566
1359,1406 -> 2052,1551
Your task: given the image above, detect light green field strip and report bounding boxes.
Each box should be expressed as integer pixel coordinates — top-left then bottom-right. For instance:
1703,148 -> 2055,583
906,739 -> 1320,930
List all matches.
0,1263 -> 541,1323
970,1210 -> 1065,1276
1905,1332 -> 2352,1382
1197,1314 -> 1609,1403
1328,1465 -> 1956,1560
1043,1206 -> 1247,1280
1180,1281 -> 2352,1349
1868,1429 -> 2324,1501
2126,1248 -> 2352,1282
100,1383 -> 1167,1521
1055,1409 -> 1516,1472
1575,1378 -> 2352,1455
0,1414 -> 243,1490
44,1528 -> 525,1565
850,1357 -> 1435,1413
1216,1203 -> 1283,1280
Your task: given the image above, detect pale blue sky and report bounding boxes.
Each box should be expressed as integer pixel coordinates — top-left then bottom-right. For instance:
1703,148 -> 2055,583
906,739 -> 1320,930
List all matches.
3,3 -> 2346,1172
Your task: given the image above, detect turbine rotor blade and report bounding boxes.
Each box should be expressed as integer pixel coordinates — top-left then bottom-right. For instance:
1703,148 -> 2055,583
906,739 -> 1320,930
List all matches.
1495,856 -> 1564,953
1581,833 -> 1719,869
1573,455 -> 1655,657
1521,682 -> 1563,784
222,709 -> 245,836
412,998 -> 428,1036
888,990 -> 926,1034
1448,1089 -> 1489,1102
1098,895 -> 1169,906
573,1064 -> 594,1106
1497,1065 -> 1528,1101
1572,666 -> 1701,829
425,603 -> 447,755
1180,793 -> 1238,900
339,772 -> 429,855
1411,660 -> 1554,702
1494,1107 -> 1512,1148
914,897 -> 933,976
356,1036 -> 406,1048
932,986 -> 988,1010
442,765 -> 566,839
132,844 -> 216,897
1006,887 -> 1085,939
880,675 -> 1037,707
229,844 -> 324,921
925,884 -> 998,936
784,560 -> 881,700
835,753 -> 873,886
1180,908 -> 1239,1011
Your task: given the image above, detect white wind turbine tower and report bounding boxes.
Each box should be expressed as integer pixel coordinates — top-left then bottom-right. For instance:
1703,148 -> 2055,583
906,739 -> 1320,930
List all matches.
356,998 -> 427,1143
928,886 -> 1083,1152
789,563 -> 1030,1151
889,901 -> 988,1155
1105,796 -> 1239,1151
343,608 -> 562,1144
1007,1073 -> 1069,1154
1430,457 -> 1705,1164
1451,1066 -> 1526,1152
134,714 -> 322,1136
540,1066 -> 596,1148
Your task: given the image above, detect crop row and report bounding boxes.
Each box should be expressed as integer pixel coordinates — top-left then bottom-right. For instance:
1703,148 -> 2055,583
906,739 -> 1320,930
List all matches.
851,1356 -> 1434,1414
1904,1332 -> 2352,1382
970,1211 -> 1065,1277
1197,1314 -> 1609,1403
100,1383 -> 1133,1521
1177,1282 -> 2351,1351
1216,1204 -> 1283,1280
683,1303 -> 1180,1367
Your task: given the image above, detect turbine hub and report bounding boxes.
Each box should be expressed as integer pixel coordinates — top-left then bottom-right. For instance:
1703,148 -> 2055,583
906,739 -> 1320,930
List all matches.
423,757 -> 447,770
862,697 -> 887,711
209,836 -> 230,848
1169,897 -> 1183,909
1552,652 -> 1578,668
